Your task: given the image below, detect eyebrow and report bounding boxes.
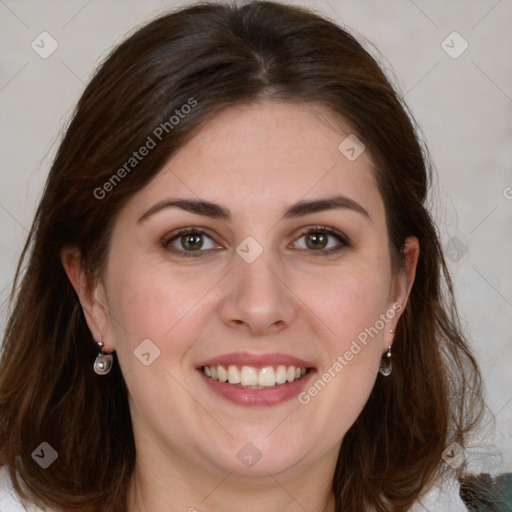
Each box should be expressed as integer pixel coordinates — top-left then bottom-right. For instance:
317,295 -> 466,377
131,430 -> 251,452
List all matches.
137,194 -> 371,223
283,195 -> 370,220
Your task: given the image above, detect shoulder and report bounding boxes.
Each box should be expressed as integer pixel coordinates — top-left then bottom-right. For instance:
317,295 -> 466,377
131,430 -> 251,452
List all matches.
409,476 -> 468,512
0,466 -> 47,512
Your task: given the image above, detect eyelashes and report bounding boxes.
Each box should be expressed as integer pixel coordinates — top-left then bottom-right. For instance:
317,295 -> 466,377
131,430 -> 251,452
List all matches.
290,226 -> 350,253
162,226 -> 350,258
163,228 -> 220,256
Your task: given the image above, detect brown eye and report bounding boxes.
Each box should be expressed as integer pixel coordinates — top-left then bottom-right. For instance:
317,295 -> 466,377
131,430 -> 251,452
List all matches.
305,232 -> 328,250
291,227 -> 349,255
163,229 -> 220,256
180,233 -> 204,251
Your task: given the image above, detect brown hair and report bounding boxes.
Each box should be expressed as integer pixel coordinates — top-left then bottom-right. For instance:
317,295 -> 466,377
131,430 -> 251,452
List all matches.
0,1 -> 484,510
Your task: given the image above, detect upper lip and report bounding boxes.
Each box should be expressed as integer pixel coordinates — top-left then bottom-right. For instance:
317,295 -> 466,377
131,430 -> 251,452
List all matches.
197,351 -> 315,369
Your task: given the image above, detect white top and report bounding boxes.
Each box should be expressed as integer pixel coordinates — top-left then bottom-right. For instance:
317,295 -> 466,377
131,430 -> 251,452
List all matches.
0,465 -> 467,511
0,467 -> 46,512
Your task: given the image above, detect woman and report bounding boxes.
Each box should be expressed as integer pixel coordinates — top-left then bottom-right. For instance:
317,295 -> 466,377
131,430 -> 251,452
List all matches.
0,1 -> 489,511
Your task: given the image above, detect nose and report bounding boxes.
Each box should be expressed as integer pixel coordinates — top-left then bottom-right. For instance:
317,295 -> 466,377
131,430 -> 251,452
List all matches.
219,248 -> 297,336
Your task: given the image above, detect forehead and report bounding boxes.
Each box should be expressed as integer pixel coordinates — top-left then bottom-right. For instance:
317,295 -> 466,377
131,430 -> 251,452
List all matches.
127,100 -> 384,223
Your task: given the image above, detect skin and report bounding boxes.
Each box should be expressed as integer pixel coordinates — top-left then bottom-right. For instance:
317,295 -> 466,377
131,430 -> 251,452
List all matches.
62,100 -> 419,512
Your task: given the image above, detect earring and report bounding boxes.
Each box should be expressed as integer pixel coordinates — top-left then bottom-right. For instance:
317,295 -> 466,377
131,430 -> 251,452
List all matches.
93,340 -> 113,375
379,346 -> 393,376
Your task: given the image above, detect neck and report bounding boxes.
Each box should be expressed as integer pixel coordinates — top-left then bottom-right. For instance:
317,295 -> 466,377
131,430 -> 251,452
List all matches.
126,436 -> 337,512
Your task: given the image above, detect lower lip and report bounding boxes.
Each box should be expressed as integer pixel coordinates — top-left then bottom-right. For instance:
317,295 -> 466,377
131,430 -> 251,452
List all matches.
199,370 -> 316,406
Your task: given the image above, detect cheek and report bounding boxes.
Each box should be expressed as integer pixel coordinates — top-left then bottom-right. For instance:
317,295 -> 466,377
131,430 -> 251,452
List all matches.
292,256 -> 393,429
103,263 -> 223,434
300,259 -> 392,354
294,268 -> 390,438
105,260 -> 221,369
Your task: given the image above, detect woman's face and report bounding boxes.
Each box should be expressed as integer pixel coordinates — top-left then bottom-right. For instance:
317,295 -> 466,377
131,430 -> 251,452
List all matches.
86,100 -> 417,479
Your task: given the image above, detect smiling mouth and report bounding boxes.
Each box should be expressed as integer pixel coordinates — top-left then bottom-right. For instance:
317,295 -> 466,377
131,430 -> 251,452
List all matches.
201,364 -> 309,389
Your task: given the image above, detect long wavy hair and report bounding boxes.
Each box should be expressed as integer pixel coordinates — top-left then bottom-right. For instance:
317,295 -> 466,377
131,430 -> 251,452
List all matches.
0,1 -> 484,510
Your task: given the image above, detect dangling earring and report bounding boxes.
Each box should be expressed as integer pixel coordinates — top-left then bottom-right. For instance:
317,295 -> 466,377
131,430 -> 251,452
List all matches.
379,328 -> 394,376
93,339 -> 113,375
379,346 -> 392,376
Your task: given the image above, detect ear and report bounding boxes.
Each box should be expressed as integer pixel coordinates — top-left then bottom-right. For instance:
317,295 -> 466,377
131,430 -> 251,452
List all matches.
386,236 -> 420,343
60,246 -> 114,352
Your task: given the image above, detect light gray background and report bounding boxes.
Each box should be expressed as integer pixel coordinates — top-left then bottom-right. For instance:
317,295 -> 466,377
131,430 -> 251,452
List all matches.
1,0 -> 511,510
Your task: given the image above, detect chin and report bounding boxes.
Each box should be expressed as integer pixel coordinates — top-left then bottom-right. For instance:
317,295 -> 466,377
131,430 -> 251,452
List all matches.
202,433 -> 314,478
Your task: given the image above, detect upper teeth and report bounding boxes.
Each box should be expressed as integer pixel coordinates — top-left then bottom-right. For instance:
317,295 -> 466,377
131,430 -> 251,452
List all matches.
202,365 -> 307,388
